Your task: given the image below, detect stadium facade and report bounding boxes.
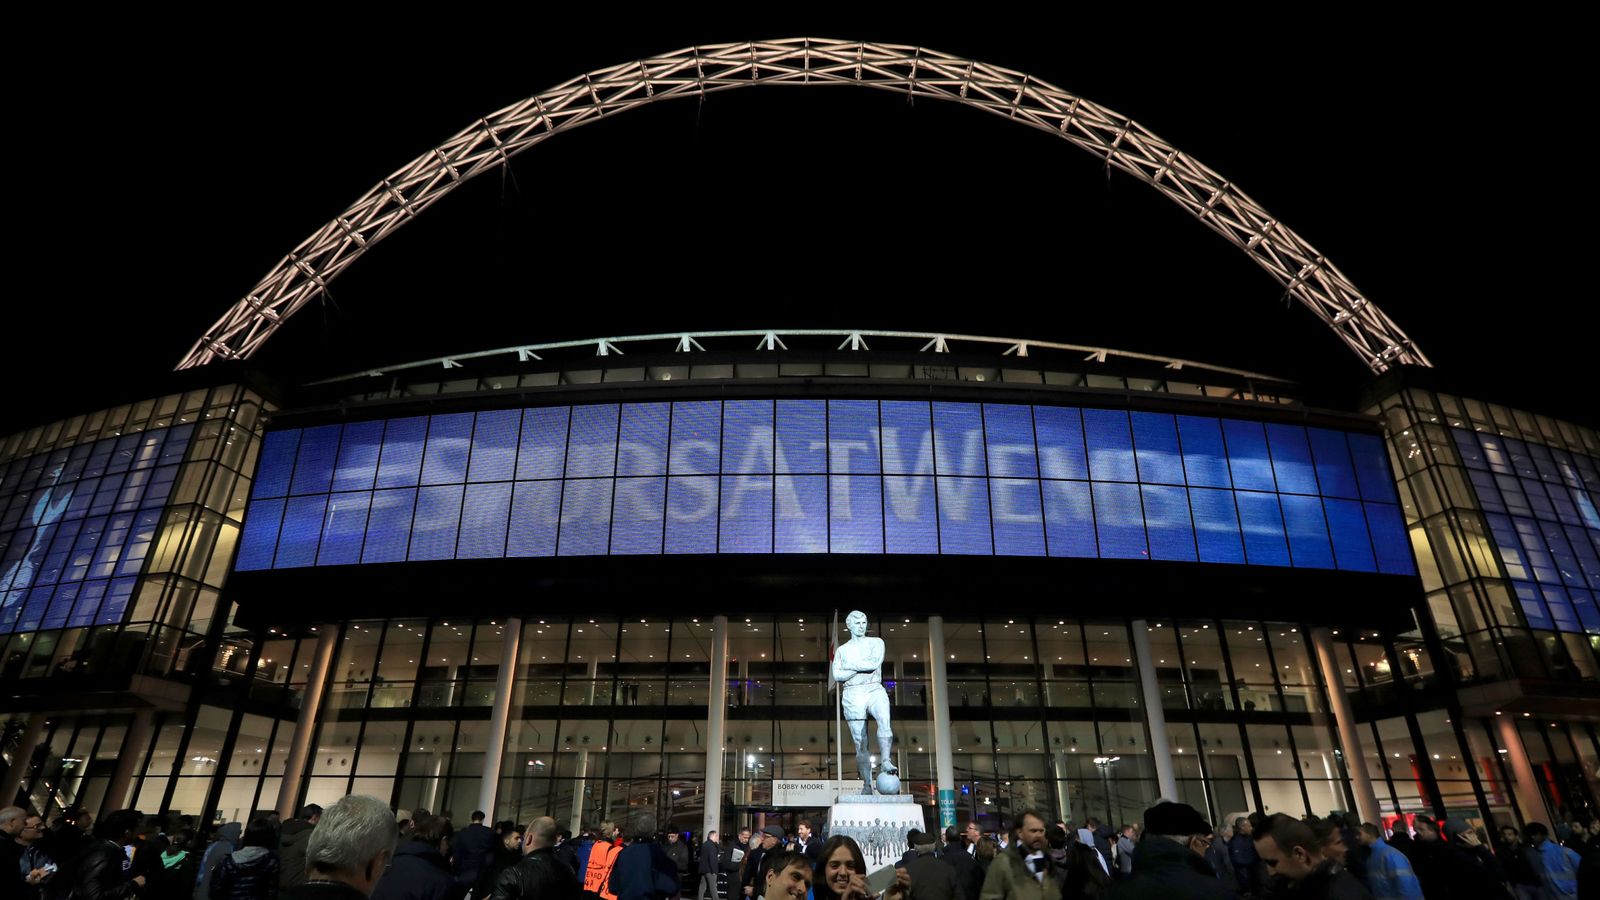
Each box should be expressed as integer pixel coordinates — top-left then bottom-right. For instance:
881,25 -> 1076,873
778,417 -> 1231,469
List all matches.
3,40 -> 1597,841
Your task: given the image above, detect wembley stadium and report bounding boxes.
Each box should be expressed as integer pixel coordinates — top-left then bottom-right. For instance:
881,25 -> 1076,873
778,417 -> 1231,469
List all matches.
3,26 -> 1595,846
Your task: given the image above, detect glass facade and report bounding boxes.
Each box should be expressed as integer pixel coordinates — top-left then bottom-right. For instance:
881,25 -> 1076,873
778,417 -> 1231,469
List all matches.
236,401 -> 1412,574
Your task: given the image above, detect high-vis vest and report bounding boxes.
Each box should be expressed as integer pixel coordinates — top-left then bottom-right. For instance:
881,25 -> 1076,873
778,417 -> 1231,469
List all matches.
583,840 -> 623,900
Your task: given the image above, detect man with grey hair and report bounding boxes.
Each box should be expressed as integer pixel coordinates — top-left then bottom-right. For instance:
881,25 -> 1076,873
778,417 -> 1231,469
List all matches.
1105,802 -> 1231,900
282,795 -> 398,900
492,817 -> 579,900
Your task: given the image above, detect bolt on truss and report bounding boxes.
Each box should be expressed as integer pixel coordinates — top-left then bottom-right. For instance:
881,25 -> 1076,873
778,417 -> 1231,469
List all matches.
178,38 -> 1431,375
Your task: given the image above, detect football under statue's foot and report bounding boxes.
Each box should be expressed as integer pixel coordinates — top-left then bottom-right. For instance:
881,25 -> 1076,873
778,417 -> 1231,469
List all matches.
881,761 -> 899,775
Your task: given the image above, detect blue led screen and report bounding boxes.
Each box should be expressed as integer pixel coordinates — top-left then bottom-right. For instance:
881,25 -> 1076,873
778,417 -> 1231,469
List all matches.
1452,427 -> 1600,633
234,402 -> 1414,576
0,425 -> 193,635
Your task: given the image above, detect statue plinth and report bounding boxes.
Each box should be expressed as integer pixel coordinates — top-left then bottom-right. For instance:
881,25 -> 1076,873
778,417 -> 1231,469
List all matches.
827,793 -> 925,875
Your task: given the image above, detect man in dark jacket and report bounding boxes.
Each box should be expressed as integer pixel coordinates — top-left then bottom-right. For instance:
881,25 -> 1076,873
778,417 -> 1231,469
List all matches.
740,827 -> 782,900
1251,814 -> 1368,900
370,815 -> 464,900
1105,803 -> 1230,900
943,826 -> 985,900
453,812 -> 498,890
280,805 -> 323,891
198,823 -> 245,900
697,831 -> 721,900
73,809 -> 149,900
493,818 -> 581,900
611,834 -> 682,900
791,824 -> 819,864
1226,818 -> 1257,899
664,833 -> 691,896
905,831 -> 963,900
283,795 -> 397,900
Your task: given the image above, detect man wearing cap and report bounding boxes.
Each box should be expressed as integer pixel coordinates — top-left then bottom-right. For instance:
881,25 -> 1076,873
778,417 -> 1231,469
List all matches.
1106,802 -> 1231,900
741,827 -> 784,899
1251,814 -> 1368,900
905,830 -> 963,900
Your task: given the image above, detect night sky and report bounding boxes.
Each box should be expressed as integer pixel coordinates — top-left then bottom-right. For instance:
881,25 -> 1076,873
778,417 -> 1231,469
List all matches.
8,15 -> 1587,434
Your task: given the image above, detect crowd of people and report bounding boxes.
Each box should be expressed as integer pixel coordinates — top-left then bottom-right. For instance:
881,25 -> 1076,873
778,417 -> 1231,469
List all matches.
6,798 -> 1600,900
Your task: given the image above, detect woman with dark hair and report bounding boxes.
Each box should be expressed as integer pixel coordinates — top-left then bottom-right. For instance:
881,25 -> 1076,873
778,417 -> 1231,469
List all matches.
210,817 -> 282,900
974,837 -> 999,872
812,836 -> 868,900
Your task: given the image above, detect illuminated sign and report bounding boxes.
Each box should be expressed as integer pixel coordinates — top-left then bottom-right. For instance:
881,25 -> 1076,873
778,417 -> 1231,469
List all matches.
234,401 -> 1414,575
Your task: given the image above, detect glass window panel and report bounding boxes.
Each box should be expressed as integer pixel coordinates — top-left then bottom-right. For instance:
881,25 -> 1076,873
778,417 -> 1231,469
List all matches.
1042,480 -> 1097,558
774,475 -> 826,553
611,477 -> 666,555
932,402 -> 987,476
1281,494 -> 1335,569
331,421 -> 384,492
275,495 -> 328,568
830,475 -> 883,554
884,476 -> 938,554
290,425 -> 341,496
251,430 -> 300,499
558,478 -> 612,556
937,477 -> 992,554
984,405 -> 1038,478
467,409 -> 522,483
1142,485 -> 1197,562
723,401 -> 774,474
317,492 -> 372,566
1189,487 -> 1245,564
720,475 -> 773,552
1131,412 -> 1186,485
615,404 -> 669,478
1366,503 -> 1416,574
1323,498 -> 1377,572
419,413 -> 474,485
991,479 -> 1045,556
665,477 -> 718,553
506,481 -> 560,557
1349,432 -> 1399,502
1307,428 -> 1360,500
774,400 -> 826,474
457,482 -> 513,559
827,401 -> 881,475
1092,482 -> 1147,559
1237,492 -> 1291,567
880,401 -> 933,475
669,402 -> 721,476
1035,406 -> 1088,481
1084,408 -> 1137,482
1223,420 -> 1277,492
517,407 -> 569,480
407,485 -> 462,561
361,489 -> 417,564
374,417 -> 428,489
565,405 -> 619,479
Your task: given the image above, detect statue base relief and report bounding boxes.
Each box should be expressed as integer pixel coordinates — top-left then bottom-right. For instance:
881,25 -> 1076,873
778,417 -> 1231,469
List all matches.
826,793 -> 925,875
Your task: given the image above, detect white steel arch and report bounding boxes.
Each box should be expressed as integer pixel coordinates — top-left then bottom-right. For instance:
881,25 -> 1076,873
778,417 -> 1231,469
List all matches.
178,38 -> 1430,374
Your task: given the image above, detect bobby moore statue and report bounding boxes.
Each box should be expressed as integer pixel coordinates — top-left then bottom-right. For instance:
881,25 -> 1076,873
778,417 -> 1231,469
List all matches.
833,610 -> 898,793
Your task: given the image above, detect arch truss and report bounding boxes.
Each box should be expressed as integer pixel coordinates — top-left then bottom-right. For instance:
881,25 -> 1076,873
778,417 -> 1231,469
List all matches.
178,38 -> 1430,374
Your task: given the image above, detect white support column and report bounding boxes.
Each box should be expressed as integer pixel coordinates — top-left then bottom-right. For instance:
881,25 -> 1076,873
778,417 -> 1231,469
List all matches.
1309,628 -> 1382,824
1497,716 -> 1550,828
277,624 -> 340,818
704,615 -> 729,840
927,616 -> 957,829
102,708 -> 155,817
1130,620 -> 1178,801
0,711 -> 48,805
477,617 -> 522,820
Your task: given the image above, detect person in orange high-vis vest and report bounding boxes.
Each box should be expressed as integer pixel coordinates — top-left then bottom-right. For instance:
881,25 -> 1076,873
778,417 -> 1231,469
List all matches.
584,822 -> 624,900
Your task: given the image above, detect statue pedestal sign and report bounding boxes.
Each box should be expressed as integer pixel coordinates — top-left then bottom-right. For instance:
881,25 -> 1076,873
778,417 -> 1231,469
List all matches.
827,794 -> 925,875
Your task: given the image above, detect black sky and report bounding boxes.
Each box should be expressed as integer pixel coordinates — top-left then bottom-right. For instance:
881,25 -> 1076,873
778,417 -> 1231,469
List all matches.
8,14 -> 1589,434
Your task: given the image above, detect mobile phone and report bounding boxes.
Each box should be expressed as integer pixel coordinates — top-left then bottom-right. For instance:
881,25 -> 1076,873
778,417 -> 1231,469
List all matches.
866,866 -> 898,896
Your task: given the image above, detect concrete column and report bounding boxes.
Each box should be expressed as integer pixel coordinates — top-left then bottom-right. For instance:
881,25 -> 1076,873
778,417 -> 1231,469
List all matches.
927,616 -> 957,828
478,617 -> 522,819
276,624 -> 340,818
0,711 -> 48,804
1497,716 -> 1550,828
704,615 -> 729,839
421,754 -> 443,812
1309,628 -> 1382,825
570,751 -> 589,835
102,708 -> 155,816
1130,620 -> 1178,801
